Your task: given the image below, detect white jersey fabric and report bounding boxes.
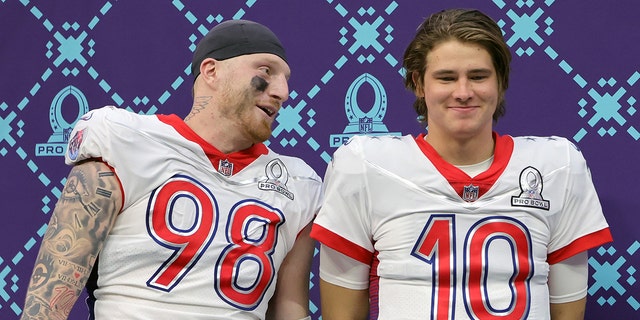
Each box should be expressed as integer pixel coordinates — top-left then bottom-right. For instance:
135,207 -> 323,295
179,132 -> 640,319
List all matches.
311,133 -> 612,320
65,106 -> 323,319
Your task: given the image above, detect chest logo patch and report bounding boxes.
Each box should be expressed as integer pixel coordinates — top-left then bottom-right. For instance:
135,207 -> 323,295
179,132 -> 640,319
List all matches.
258,159 -> 294,200
511,166 -> 550,210
462,184 -> 479,202
218,159 -> 234,177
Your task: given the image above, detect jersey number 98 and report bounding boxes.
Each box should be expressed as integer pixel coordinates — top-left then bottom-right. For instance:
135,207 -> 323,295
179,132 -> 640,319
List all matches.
146,175 -> 284,310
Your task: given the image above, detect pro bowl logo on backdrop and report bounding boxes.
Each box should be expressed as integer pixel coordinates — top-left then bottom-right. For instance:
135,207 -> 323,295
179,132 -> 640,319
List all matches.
329,73 -> 400,147
35,85 -> 89,156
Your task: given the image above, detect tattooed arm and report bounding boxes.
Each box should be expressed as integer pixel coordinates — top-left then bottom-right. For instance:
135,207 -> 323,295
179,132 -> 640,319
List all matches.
20,160 -> 122,320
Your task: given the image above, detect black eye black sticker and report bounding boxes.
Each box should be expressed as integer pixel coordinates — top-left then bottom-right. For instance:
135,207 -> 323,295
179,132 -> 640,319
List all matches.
251,76 -> 269,92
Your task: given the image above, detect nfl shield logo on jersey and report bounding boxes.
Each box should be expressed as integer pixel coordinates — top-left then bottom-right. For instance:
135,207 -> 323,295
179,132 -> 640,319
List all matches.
462,184 -> 479,202
218,159 -> 233,176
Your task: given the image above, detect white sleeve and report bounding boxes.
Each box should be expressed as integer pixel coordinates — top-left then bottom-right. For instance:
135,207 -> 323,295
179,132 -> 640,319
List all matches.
548,251 -> 588,303
318,244 -> 370,290
548,139 -> 611,260
65,106 -> 116,165
311,137 -> 376,265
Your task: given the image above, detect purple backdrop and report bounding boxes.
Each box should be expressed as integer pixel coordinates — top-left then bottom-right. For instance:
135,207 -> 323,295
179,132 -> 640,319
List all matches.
1,0 -> 638,319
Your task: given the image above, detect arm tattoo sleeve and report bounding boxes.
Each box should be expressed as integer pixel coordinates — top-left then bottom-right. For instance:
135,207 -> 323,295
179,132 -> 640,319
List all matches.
21,161 -> 122,320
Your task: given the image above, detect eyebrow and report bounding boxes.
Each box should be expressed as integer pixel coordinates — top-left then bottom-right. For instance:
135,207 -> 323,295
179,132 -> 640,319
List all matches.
467,68 -> 493,74
430,68 -> 493,76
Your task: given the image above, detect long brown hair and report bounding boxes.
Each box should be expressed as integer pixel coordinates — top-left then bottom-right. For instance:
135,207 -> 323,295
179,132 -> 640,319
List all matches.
403,9 -> 512,123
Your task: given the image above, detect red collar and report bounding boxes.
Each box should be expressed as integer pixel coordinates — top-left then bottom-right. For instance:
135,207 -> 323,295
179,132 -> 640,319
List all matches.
157,114 -> 268,175
414,132 -> 514,200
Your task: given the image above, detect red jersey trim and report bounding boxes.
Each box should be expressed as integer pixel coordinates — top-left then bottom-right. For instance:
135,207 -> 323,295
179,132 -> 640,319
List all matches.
156,114 -> 268,175
310,224 -> 373,265
547,228 -> 614,264
414,132 -> 514,200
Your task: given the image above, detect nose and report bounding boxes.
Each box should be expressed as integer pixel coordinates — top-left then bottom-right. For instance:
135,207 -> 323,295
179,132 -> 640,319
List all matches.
452,78 -> 473,102
269,75 -> 289,104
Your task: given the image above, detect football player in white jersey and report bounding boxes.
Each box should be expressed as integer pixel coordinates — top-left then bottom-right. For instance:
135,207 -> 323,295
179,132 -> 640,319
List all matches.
311,9 -> 612,320
21,20 -> 321,320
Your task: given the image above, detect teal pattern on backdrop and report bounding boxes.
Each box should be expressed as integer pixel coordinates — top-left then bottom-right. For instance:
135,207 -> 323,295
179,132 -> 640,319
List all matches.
1,0 -> 638,318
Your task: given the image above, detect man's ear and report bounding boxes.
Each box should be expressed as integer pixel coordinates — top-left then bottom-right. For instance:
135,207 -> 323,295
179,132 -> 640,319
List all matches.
199,57 -> 218,81
412,71 -> 424,97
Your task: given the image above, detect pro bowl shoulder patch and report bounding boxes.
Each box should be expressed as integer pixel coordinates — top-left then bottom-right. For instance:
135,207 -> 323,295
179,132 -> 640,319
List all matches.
258,159 -> 294,200
511,166 -> 550,210
67,128 -> 86,161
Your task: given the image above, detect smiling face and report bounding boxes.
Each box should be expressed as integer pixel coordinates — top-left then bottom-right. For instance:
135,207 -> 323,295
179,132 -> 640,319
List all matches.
415,39 -> 499,142
215,53 -> 290,144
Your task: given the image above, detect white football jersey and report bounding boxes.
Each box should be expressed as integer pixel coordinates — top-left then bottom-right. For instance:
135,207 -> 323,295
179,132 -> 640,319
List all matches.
65,106 -> 323,319
311,133 -> 612,320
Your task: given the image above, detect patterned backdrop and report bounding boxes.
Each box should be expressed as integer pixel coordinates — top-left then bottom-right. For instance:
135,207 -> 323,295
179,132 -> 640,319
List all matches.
1,0 -> 638,319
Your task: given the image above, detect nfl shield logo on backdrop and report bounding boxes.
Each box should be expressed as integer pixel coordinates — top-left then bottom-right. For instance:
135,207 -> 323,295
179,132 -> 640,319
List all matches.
359,117 -> 373,133
462,184 -> 479,202
218,159 -> 233,176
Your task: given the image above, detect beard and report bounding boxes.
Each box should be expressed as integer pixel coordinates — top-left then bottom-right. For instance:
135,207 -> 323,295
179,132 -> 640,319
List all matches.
238,108 -> 272,142
219,81 -> 274,144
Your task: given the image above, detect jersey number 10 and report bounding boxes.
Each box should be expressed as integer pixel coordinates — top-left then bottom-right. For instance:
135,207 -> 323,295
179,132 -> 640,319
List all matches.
411,215 -> 534,320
